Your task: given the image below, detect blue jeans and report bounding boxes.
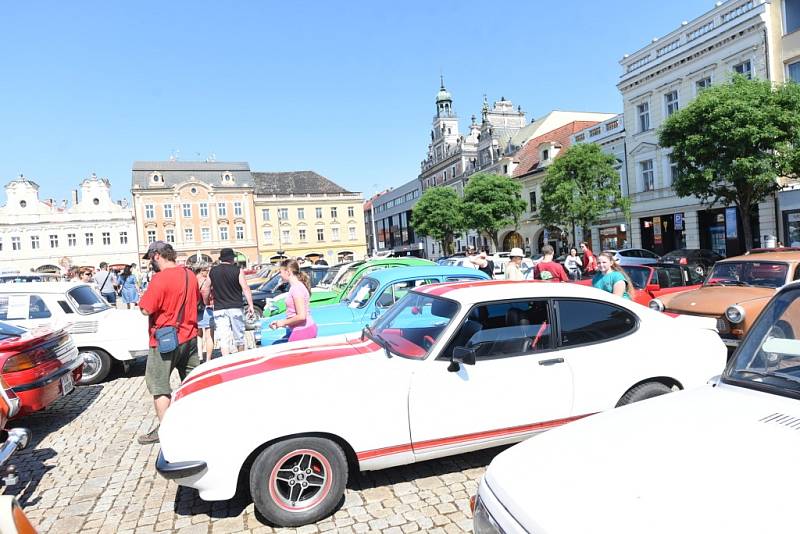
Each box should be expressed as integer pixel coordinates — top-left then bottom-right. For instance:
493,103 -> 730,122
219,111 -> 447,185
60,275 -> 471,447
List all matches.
102,292 -> 117,305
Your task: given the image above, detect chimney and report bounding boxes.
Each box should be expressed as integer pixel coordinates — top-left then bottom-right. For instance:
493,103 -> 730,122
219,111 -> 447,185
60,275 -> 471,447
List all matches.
71,190 -> 78,206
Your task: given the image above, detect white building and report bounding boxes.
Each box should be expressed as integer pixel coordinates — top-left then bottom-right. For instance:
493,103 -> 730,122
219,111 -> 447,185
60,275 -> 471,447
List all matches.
619,0 -> 785,257
0,174 -> 138,273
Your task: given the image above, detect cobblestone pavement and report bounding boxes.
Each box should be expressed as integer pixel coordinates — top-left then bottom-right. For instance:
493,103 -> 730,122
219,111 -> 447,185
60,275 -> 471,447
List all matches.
5,360 -> 505,533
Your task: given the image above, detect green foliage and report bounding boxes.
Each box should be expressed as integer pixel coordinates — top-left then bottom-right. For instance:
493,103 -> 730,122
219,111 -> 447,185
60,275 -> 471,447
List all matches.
659,75 -> 800,248
411,187 -> 466,255
462,173 -> 527,249
538,143 -> 630,242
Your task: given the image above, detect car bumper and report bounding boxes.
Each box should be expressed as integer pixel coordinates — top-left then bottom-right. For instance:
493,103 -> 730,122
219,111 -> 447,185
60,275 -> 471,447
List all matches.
7,359 -> 83,415
156,449 -> 207,480
474,478 -> 528,534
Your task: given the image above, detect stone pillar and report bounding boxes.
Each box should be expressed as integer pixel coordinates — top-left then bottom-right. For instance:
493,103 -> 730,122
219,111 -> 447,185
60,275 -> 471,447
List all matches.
758,197 -> 777,246
590,226 -> 600,251
630,218 -> 642,249
684,210 -> 700,249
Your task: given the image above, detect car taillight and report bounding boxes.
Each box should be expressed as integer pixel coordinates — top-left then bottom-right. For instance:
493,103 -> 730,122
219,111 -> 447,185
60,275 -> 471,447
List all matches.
679,258 -> 687,265
3,352 -> 37,373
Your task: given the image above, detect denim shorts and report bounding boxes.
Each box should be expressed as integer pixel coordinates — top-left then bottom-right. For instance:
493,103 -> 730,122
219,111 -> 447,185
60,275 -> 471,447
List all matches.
213,308 -> 245,350
197,306 -> 214,329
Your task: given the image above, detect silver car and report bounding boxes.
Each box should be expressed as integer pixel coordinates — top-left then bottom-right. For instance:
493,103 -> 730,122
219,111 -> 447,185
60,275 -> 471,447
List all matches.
607,248 -> 661,266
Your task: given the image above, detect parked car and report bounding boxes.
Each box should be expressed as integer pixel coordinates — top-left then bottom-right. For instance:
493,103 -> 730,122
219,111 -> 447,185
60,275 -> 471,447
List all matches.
259,266 -> 490,344
660,248 -> 724,275
474,278 -> 800,534
574,262 -> 702,306
0,321 -> 83,415
0,274 -> 61,284
0,377 -> 35,533
607,248 -> 661,266
250,265 -> 330,318
0,282 -> 150,384
650,250 -> 800,350
156,280 -> 725,527
263,258 -> 434,318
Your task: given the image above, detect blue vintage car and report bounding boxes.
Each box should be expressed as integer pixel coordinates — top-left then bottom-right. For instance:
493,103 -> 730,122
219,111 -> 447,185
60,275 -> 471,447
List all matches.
259,265 -> 489,345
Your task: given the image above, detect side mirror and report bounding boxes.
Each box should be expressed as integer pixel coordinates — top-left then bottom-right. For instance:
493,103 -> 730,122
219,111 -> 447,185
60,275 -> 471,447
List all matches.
645,283 -> 661,292
448,346 -> 476,372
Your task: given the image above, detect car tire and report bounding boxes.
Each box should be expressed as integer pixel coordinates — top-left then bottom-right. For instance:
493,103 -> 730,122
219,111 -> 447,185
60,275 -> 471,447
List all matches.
249,437 -> 348,527
616,381 -> 673,407
77,348 -> 113,385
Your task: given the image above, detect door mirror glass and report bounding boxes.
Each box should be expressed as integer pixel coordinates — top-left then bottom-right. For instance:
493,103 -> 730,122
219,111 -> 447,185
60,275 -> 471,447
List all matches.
449,346 -> 476,371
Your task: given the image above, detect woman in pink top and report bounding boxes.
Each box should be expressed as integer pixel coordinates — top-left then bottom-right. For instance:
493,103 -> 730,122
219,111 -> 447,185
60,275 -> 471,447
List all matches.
268,259 -> 317,342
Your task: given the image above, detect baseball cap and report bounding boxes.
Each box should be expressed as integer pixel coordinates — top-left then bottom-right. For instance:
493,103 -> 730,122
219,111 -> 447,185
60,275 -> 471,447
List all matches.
143,240 -> 173,259
219,248 -> 235,262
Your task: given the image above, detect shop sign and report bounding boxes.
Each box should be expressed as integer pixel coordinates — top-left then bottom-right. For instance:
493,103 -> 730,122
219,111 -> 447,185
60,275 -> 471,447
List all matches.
600,227 -> 618,237
725,207 -> 738,239
674,212 -> 683,231
653,216 -> 662,245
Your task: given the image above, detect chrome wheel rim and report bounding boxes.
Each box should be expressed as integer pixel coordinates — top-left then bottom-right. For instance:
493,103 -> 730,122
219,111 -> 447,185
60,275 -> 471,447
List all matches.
269,449 -> 332,512
79,350 -> 102,381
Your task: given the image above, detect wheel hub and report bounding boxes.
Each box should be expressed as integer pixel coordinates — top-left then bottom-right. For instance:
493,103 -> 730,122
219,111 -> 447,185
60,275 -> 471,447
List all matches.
271,451 -> 329,510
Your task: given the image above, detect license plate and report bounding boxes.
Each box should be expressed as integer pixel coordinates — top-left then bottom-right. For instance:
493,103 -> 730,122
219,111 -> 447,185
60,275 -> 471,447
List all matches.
61,373 -> 74,395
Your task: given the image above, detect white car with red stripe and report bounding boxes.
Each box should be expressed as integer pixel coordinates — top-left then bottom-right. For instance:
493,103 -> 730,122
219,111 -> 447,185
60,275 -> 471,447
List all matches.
155,280 -> 726,527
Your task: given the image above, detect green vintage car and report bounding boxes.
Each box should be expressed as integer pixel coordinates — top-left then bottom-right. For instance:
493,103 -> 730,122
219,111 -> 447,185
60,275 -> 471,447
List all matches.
262,257 -> 434,317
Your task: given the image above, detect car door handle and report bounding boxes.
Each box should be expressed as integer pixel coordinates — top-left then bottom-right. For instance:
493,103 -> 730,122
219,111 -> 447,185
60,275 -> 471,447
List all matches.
538,357 -> 564,366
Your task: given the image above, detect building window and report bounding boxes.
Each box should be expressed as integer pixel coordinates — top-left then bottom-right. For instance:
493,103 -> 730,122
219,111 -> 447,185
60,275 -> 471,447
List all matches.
0,238 -> 2,251
182,203 -> 192,217
67,233 -> 76,247
317,228 -> 325,242
199,202 -> 208,218
575,133 -> 585,142
184,228 -> 194,242
299,229 -> 307,241
85,232 -> 94,246
733,60 -> 752,79
297,208 -> 305,220
316,207 -> 323,218
282,229 -> 291,243
332,228 -> 340,241
49,234 -> 58,248
119,232 -> 128,245
349,226 -> 356,240
201,227 -> 210,241
330,207 -> 338,219
637,102 -> 650,132
786,0 -> 800,34
165,229 -> 175,243
347,206 -> 355,218
30,235 -> 39,249
263,229 -> 273,244
163,204 -> 173,218
788,61 -> 800,82
147,230 -> 156,243
11,237 -> 20,251
235,225 -> 244,240
102,232 -> 111,245
640,160 -> 655,192
696,76 -> 712,92
664,90 -> 679,116
670,160 -> 679,185
145,204 -> 154,219
542,149 -> 549,161
261,208 -> 270,221
219,227 -> 228,241
278,208 -> 288,220
589,127 -> 601,136
217,202 -> 227,217
529,191 -> 537,212
234,201 -> 243,217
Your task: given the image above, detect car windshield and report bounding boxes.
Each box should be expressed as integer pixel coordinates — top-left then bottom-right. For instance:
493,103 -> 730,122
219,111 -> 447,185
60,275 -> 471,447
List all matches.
622,266 -> 649,290
334,264 -> 364,292
0,321 -> 25,341
317,265 -> 342,288
724,286 -> 800,399
258,273 -> 285,293
68,285 -> 111,314
308,267 -> 328,287
346,278 -> 379,309
370,292 -> 459,360
662,249 -> 690,259
705,261 -> 787,289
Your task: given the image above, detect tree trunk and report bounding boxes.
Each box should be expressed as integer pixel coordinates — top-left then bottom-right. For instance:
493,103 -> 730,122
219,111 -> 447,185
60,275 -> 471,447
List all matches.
737,203 -> 754,251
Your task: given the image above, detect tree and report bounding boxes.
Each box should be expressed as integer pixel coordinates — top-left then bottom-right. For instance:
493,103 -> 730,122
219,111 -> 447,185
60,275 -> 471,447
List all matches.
411,186 -> 466,256
538,143 -> 631,246
659,75 -> 800,250
462,173 -> 527,250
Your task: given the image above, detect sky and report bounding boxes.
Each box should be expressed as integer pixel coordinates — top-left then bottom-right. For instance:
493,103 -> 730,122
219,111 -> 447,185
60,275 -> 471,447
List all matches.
0,0 -> 713,203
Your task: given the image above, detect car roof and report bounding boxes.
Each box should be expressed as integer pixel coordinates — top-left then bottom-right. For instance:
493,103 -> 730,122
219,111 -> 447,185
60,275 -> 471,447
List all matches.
364,258 -> 434,266
363,265 -> 488,283
414,279 -> 622,304
721,251 -> 800,262
0,281 -> 87,294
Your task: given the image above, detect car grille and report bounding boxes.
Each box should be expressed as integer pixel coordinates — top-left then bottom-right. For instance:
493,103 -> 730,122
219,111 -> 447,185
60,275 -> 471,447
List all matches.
66,321 -> 98,334
759,413 -> 800,431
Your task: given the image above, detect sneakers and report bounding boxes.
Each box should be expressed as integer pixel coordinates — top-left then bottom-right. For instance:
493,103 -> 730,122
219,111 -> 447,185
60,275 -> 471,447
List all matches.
137,425 -> 160,445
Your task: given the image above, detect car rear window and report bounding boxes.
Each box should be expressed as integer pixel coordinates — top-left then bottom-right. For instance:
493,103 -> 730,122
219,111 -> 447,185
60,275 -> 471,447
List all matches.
68,286 -> 111,314
0,321 -> 25,341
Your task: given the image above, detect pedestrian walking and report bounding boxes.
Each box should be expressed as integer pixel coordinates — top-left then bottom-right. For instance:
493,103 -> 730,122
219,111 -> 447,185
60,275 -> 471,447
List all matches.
195,264 -> 215,362
204,248 -> 254,357
504,248 -> 525,281
119,264 -> 140,308
137,241 -> 201,445
268,259 -> 318,342
564,247 -> 583,281
592,251 -> 634,300
79,268 -> 97,289
94,262 -> 119,305
533,245 -> 569,282
580,242 -> 598,276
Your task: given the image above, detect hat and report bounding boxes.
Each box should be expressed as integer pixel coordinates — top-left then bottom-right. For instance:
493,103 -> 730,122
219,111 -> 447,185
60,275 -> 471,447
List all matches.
509,247 -> 524,258
219,248 -> 235,262
143,240 -> 173,260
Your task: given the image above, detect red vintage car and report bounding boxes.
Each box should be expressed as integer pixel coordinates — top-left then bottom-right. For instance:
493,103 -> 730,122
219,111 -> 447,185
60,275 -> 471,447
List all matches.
0,321 -> 83,415
0,376 -> 36,533
575,263 -> 703,306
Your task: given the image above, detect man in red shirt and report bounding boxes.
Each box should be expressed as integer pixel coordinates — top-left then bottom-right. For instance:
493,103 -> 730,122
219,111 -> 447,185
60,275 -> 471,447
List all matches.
533,245 -> 569,282
137,241 -> 201,445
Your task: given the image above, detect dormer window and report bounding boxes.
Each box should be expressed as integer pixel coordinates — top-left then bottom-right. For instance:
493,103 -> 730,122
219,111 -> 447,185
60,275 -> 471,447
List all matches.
151,172 -> 164,184
222,173 -> 234,184
93,198 -> 99,205
542,149 -> 549,161
19,200 -> 26,208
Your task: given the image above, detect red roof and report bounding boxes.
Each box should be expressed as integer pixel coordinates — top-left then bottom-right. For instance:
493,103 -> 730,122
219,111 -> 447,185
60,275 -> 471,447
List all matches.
512,121 -> 600,178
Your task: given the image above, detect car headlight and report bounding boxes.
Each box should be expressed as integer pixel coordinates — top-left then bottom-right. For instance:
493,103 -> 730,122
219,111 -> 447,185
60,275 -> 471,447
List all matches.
473,496 -> 504,534
725,305 -> 745,324
649,299 -> 665,312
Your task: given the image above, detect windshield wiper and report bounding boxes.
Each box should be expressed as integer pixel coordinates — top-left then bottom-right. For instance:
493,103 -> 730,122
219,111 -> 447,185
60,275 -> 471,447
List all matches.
733,368 -> 800,387
362,325 -> 392,358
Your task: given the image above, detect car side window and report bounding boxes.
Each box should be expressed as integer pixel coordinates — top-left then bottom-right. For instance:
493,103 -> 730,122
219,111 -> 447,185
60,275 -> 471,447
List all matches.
444,276 -> 484,282
375,279 -> 437,309
793,265 -> 800,281
643,250 -> 660,259
0,295 -> 51,320
686,268 -> 704,285
657,266 -> 683,287
439,300 -> 551,361
556,299 -> 637,348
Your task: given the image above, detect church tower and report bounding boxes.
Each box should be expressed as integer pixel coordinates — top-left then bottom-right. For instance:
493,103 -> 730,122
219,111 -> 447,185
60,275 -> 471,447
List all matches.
428,77 -> 460,165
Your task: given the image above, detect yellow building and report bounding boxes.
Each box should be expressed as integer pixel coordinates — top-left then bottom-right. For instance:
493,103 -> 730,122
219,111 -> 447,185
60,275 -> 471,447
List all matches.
253,172 -> 367,264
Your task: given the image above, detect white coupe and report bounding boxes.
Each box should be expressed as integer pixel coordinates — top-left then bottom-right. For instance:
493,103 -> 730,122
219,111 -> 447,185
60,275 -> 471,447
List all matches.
474,281 -> 800,534
155,280 -> 726,527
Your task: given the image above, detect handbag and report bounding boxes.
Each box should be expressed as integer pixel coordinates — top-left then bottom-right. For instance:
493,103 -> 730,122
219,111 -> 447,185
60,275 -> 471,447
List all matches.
154,269 -> 189,354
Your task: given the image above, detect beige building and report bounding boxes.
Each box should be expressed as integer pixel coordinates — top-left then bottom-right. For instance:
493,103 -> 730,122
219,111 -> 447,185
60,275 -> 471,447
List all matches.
131,161 -> 259,265
253,172 -> 367,264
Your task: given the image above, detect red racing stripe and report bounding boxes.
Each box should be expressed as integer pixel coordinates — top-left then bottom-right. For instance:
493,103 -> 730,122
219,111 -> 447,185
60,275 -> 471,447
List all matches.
420,279 -> 526,297
356,414 -> 592,461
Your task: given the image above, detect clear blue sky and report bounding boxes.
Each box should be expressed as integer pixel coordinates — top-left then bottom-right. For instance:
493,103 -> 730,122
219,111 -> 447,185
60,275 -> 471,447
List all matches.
1,0 -> 711,203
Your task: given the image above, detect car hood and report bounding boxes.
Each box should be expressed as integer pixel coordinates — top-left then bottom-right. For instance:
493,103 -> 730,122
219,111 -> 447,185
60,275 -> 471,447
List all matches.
310,289 -> 340,303
485,384 -> 800,533
663,286 -> 774,315
259,303 -> 360,343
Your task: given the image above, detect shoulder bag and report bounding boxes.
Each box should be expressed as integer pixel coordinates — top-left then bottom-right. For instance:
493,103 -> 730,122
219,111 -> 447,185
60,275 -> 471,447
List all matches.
154,268 -> 188,354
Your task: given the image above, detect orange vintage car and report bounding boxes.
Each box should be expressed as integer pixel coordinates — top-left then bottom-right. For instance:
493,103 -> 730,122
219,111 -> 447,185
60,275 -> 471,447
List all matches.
649,249 -> 800,350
